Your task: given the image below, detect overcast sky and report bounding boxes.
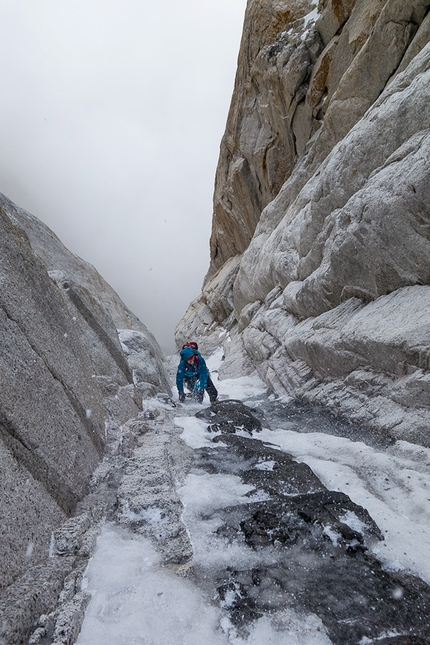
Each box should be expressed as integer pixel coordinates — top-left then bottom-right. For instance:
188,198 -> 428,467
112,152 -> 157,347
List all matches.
0,0 -> 247,352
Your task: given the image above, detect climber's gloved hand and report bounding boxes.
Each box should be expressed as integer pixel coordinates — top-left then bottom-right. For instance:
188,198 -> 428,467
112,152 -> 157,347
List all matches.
179,392 -> 186,403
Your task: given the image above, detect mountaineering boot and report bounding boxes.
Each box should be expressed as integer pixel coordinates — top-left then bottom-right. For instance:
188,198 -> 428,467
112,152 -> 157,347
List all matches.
195,389 -> 204,404
206,376 -> 218,405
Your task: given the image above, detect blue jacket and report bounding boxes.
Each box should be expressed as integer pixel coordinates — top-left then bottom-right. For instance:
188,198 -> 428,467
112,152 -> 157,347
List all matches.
176,347 -> 209,392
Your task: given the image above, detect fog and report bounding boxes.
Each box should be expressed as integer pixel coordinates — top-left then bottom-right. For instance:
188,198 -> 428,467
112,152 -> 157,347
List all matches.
0,0 -> 247,352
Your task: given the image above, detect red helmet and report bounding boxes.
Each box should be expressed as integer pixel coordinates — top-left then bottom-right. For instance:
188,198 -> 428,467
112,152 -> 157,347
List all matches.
182,341 -> 198,350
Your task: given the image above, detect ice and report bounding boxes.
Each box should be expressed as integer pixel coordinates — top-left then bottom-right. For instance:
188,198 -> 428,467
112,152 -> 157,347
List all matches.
76,525 -> 228,645
180,472 -> 254,512
258,427 -> 430,583
178,471 -> 261,570
75,348 -> 430,643
359,631 -> 404,645
223,613 -> 331,645
77,526 -> 331,645
174,415 -> 216,449
338,510 -> 368,535
254,460 -> 275,471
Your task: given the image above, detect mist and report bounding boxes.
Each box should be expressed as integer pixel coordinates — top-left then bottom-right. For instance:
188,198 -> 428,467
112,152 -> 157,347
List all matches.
0,0 -> 247,352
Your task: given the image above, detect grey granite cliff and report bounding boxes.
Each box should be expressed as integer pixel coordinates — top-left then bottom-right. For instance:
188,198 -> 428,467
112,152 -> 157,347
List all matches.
0,193 -> 170,641
176,0 -> 430,447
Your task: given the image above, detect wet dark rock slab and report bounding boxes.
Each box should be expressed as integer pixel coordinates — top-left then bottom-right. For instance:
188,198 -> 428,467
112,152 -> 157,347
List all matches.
195,399 -> 262,434
235,491 -> 383,551
216,555 -> 430,643
192,402 -> 430,643
260,398 -> 395,450
215,433 -> 327,497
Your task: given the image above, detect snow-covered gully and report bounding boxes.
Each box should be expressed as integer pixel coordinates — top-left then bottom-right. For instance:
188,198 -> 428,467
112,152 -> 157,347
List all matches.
69,353 -> 430,645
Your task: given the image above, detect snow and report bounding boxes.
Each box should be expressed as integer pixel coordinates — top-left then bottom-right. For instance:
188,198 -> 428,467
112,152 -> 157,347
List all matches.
215,374 -> 267,401
25,541 -> 34,559
254,460 -> 275,471
119,501 -> 168,526
76,349 -> 430,644
76,526 -> 228,645
206,347 -> 268,401
257,427 -> 430,584
277,1 -> 319,44
175,416 -> 214,449
302,6 -> 319,31
178,472 -> 262,571
77,525 -> 331,645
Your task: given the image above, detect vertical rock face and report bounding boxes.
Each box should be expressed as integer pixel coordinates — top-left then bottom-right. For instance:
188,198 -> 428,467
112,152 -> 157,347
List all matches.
209,0 -> 321,275
177,0 -> 430,446
0,193 -> 170,594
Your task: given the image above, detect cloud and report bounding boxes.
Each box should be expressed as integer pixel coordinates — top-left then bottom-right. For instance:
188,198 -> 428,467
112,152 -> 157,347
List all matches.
0,0 -> 246,352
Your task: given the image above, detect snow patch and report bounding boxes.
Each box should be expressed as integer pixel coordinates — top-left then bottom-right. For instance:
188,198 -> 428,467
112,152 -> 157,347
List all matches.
76,525 -> 226,645
25,541 -> 34,559
254,460 -> 276,471
339,510 -> 369,535
175,415 -> 216,449
303,6 -> 319,31
120,502 -> 168,526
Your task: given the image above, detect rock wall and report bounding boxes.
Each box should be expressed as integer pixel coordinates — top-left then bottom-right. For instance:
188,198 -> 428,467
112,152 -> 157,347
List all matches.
177,0 -> 430,446
0,193 -> 170,634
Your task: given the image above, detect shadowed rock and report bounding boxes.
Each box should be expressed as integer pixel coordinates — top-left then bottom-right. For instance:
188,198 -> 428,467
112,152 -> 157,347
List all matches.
195,399 -> 263,434
189,404 -> 430,643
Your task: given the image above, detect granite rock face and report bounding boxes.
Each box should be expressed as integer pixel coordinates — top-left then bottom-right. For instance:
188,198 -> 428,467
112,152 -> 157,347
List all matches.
177,0 -> 430,446
0,193 -> 170,639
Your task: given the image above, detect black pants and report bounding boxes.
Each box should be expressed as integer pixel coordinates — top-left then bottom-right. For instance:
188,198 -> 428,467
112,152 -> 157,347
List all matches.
185,376 -> 218,403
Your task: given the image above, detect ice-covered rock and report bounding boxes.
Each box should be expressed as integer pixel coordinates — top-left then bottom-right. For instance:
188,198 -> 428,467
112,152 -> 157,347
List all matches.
118,328 -> 172,398
189,410 -> 430,643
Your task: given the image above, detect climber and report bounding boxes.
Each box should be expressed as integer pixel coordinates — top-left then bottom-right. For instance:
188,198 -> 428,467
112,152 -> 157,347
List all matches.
176,343 -> 218,404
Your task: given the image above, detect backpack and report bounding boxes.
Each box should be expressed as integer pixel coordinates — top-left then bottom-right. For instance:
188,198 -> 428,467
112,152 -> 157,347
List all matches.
182,341 -> 198,351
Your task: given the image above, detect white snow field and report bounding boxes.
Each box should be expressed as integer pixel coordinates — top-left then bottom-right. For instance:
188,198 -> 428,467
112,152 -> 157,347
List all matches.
76,351 -> 430,644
